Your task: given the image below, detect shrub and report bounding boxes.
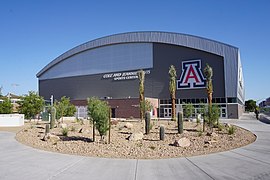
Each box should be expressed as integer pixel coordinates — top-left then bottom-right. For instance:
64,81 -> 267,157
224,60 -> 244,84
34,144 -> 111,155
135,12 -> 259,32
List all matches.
62,127 -> 69,136
228,126 -> 235,135
70,126 -> 76,132
88,97 -> 109,140
0,98 -> 13,114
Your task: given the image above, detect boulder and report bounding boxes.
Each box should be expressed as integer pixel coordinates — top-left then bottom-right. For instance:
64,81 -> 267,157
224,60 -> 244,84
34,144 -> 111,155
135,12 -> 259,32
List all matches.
124,122 -> 133,129
111,120 -> 119,125
128,132 -> 144,141
42,133 -> 60,143
173,137 -> 191,147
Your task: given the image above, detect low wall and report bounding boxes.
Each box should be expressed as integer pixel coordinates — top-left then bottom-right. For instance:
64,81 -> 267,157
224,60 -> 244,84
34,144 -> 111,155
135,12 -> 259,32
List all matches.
0,114 -> 25,127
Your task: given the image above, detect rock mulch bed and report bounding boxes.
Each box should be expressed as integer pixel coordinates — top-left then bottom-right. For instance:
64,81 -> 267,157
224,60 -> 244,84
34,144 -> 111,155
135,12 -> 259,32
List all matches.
15,119 -> 256,159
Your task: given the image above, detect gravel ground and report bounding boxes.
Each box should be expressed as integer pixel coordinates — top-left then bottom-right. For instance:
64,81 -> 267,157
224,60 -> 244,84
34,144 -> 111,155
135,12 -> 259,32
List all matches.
15,119 -> 256,159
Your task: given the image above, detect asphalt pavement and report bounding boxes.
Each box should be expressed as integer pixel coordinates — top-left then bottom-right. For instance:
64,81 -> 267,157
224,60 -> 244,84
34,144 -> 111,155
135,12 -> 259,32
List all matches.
1,113 -> 270,180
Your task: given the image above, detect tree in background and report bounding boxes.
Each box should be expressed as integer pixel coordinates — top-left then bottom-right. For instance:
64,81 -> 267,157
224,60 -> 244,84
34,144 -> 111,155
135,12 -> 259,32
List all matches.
18,91 -> 44,120
87,97 -> 110,141
138,70 -> 145,120
169,65 -> 177,121
183,103 -> 194,119
0,98 -> 13,114
54,96 -> 76,122
245,100 -> 257,112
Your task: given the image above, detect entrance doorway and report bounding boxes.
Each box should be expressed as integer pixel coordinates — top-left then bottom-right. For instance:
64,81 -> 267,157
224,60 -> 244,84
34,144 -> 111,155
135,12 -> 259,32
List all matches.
164,108 -> 172,118
220,107 -> 227,118
111,108 -> 116,118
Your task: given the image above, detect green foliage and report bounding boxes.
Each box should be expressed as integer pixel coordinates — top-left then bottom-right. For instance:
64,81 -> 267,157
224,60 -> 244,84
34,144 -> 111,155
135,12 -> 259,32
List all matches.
183,103 -> 194,118
0,98 -> 13,114
61,127 -> 69,136
211,104 -> 220,125
18,91 -> 44,120
54,96 -> 76,120
228,125 -> 236,135
245,99 -> 257,112
87,97 -> 109,139
145,111 -> 151,134
50,106 -> 56,129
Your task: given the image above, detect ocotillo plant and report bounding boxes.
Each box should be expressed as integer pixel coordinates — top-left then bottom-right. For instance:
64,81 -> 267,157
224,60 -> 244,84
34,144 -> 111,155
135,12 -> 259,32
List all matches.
177,112 -> 183,134
169,65 -> 177,121
138,70 -> 145,121
160,126 -> 165,141
50,106 -> 56,129
204,64 -> 213,131
145,111 -> 151,134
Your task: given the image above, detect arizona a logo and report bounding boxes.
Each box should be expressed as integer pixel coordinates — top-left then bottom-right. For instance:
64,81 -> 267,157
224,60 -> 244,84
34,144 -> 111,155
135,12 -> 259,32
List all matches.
177,60 -> 206,89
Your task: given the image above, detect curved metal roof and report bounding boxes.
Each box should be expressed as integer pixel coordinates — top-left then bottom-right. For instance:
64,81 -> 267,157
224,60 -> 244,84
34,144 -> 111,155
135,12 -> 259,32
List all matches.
36,31 -> 238,77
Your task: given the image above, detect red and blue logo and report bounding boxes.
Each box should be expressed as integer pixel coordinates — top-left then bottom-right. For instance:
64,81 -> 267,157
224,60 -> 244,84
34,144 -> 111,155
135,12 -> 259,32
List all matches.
177,60 -> 206,89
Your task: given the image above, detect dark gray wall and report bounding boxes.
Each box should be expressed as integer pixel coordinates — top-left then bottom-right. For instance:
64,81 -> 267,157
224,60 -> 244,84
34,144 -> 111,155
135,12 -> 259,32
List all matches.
149,43 -> 225,99
39,43 -> 225,101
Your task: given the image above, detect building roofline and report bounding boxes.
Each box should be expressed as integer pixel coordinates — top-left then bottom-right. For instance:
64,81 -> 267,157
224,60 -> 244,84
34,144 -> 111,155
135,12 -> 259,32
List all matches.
36,31 -> 238,78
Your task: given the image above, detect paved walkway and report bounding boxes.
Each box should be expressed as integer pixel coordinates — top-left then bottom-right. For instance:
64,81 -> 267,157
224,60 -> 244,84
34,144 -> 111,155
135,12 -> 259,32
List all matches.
1,113 -> 270,180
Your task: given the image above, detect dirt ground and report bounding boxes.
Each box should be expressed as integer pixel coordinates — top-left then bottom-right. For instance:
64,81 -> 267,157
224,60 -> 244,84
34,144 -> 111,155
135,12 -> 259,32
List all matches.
12,119 -> 257,159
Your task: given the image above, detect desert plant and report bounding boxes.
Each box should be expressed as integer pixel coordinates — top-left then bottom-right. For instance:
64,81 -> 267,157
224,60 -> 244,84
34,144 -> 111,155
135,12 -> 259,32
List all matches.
228,126 -> 236,135
62,127 -> 69,136
70,126 -> 76,132
177,111 -> 183,134
197,128 -> 203,136
204,64 -> 214,131
138,70 -> 145,120
50,106 -> 56,129
145,111 -> 151,134
87,97 -> 110,141
160,126 -> 165,140
169,65 -> 177,121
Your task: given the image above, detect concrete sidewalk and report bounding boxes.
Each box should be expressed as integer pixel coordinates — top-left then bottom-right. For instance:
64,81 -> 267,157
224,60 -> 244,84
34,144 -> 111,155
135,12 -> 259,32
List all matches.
1,113 -> 270,180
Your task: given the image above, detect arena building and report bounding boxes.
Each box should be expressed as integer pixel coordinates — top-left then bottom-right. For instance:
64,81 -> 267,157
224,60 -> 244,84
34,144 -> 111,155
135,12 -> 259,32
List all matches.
37,31 -> 245,119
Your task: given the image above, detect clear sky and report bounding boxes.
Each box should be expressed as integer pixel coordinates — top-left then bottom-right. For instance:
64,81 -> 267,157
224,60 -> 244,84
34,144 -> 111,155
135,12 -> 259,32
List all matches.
0,0 -> 269,102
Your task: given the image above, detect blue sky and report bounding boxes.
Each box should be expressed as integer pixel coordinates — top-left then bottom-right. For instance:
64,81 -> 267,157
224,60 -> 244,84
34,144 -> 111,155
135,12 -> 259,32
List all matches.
0,0 -> 269,102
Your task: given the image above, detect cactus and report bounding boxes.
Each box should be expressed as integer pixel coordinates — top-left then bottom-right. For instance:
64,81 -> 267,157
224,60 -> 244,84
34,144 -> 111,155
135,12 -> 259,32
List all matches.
145,111 -> 151,134
160,126 -> 165,141
50,107 -> 56,129
178,112 -> 183,134
45,124 -> 50,134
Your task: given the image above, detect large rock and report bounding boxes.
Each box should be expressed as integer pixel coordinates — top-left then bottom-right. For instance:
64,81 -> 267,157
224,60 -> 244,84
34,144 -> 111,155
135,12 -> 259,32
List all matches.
173,137 -> 191,147
124,122 -> 133,129
42,133 -> 60,143
128,132 -> 144,141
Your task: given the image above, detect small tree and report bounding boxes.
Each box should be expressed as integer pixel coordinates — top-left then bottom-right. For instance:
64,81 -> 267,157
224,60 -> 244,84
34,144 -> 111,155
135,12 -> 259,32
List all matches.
138,70 -> 145,120
54,96 -> 76,122
0,98 -> 13,114
18,91 -> 44,120
183,103 -> 194,119
169,65 -> 177,121
87,97 -> 110,141
245,100 -> 257,112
